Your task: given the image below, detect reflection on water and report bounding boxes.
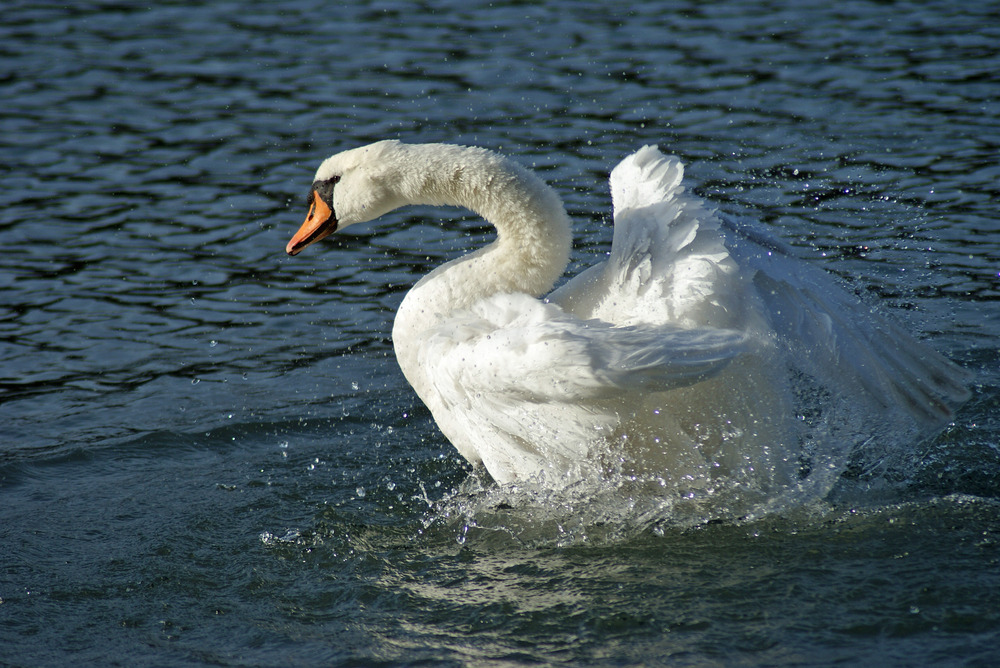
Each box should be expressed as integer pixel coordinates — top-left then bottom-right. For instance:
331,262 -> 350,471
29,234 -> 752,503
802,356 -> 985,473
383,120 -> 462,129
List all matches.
1,0 -> 998,665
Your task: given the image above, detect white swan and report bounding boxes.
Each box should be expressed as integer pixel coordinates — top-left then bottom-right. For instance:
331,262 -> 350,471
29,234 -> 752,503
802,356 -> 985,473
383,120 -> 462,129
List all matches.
286,140 -> 969,492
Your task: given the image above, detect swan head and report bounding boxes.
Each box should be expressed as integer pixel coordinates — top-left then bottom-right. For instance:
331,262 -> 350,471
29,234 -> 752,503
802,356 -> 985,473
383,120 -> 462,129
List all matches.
286,140 -> 408,256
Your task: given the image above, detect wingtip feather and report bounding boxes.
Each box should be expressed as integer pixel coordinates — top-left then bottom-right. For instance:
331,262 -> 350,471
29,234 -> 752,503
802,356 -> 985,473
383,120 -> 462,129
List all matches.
610,145 -> 686,213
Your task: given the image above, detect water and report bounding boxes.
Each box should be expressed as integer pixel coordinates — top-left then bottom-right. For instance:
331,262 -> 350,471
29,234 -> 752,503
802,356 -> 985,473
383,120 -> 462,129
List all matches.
2,0 -> 999,664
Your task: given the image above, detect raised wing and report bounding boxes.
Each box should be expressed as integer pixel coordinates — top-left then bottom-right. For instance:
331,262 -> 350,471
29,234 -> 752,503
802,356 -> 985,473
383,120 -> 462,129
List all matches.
553,146 -> 742,331
559,144 -> 969,436
720,213 -> 971,427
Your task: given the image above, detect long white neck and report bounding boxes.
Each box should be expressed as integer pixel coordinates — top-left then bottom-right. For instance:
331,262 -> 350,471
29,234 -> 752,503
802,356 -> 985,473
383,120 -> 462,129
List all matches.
381,143 -> 573,383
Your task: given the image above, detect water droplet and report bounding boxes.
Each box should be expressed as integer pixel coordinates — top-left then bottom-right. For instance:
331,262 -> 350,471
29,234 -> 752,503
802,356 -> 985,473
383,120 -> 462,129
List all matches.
356,486 -> 366,498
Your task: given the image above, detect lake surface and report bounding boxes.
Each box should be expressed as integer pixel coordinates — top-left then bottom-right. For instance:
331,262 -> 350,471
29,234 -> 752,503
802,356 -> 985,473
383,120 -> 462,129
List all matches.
2,0 -> 999,665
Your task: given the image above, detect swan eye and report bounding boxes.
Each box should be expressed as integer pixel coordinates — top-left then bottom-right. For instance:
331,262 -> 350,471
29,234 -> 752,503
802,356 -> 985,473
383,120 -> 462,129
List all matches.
313,176 -> 340,207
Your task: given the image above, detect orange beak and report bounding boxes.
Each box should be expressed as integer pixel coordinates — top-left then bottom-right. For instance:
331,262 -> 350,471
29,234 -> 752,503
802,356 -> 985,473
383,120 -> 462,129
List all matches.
286,192 -> 338,256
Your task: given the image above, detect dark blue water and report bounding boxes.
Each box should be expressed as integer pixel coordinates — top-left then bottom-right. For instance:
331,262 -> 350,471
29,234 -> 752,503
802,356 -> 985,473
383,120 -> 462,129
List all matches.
2,1 -> 999,665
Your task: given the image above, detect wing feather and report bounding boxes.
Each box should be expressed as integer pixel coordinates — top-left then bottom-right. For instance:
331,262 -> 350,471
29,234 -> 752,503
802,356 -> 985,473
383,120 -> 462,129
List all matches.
420,294 -> 746,403
721,213 -> 971,426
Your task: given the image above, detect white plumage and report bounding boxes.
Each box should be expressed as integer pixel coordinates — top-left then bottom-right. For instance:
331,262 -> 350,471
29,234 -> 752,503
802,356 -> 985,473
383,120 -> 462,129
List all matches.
287,141 -> 969,493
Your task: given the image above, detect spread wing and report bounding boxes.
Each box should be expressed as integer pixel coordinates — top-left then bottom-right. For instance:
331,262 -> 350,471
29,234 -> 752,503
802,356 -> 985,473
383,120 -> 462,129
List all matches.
555,144 -> 969,432
552,145 -> 743,331
720,213 -> 972,426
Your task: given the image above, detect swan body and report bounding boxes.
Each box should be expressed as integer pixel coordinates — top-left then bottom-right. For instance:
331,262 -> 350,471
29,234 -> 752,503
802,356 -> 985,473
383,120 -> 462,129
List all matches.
287,141 -> 969,490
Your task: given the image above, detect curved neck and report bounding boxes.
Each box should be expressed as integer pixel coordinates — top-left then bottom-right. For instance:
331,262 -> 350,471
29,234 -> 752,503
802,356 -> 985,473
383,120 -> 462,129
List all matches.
389,143 -> 572,314
384,143 -> 573,384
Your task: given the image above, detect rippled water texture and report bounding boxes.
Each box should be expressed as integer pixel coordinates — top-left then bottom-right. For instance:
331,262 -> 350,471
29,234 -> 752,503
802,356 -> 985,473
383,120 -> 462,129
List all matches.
2,1 -> 999,665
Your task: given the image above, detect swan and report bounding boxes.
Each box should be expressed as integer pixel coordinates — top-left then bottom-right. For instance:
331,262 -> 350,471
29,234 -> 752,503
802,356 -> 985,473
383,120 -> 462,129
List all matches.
285,140 -> 969,492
